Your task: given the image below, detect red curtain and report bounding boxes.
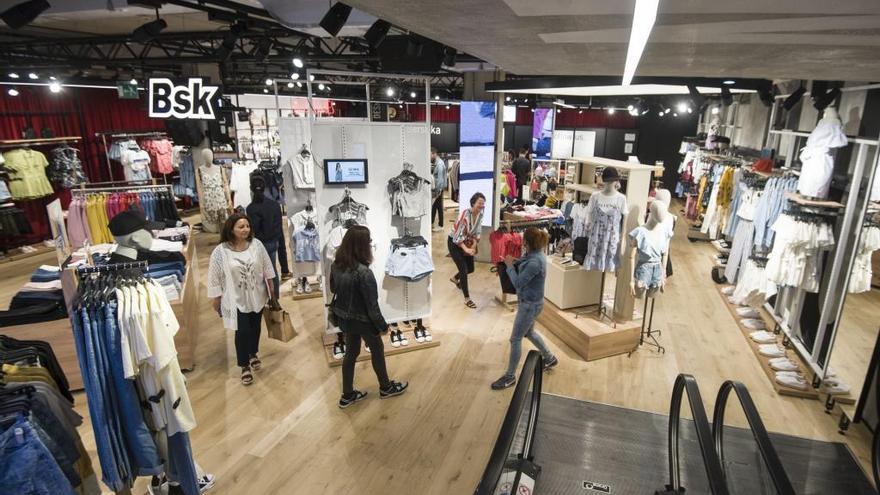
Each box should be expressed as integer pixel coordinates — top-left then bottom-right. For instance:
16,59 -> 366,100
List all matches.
0,85 -> 164,246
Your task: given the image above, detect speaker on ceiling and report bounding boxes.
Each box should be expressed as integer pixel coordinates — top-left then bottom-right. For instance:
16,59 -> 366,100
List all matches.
364,19 -> 391,48
0,0 -> 49,29
320,2 -> 352,37
377,35 -> 445,72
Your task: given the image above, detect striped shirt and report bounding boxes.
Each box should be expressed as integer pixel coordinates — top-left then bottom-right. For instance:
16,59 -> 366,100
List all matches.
449,208 -> 483,244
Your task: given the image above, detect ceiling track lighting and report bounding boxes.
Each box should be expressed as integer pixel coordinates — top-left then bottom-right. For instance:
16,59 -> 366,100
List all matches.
0,0 -> 49,30
7,88 -> 19,96
687,84 -> 706,110
292,57 -> 304,69
320,2 -> 353,37
364,19 -> 391,48
622,0 -> 660,85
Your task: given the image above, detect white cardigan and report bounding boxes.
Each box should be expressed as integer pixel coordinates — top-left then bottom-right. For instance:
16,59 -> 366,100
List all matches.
207,239 -> 275,331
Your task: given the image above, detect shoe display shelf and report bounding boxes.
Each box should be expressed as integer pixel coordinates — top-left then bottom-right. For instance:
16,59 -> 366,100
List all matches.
320,323 -> 440,367
290,280 -> 322,300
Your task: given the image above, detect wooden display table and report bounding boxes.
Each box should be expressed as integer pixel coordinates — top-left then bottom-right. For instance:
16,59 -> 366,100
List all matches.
537,299 -> 640,361
544,256 -> 601,310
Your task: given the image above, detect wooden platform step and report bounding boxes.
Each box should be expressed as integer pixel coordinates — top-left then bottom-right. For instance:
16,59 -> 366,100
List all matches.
537,300 -> 640,361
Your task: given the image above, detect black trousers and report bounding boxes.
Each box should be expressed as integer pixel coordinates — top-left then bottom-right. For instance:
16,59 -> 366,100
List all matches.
447,237 -> 475,298
340,324 -> 390,395
431,193 -> 444,227
235,310 -> 263,367
276,233 -> 290,275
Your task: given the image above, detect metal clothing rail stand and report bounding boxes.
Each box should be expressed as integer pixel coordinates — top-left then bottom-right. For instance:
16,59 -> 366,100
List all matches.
94,130 -> 168,182
630,295 -> 665,355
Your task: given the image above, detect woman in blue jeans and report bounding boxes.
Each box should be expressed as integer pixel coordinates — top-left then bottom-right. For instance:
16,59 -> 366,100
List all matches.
491,227 -> 558,390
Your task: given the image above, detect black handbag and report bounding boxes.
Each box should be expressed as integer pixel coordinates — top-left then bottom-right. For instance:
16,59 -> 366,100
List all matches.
572,237 -> 589,265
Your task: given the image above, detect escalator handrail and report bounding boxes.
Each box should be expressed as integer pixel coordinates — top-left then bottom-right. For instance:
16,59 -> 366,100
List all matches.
474,350 -> 544,495
712,380 -> 796,495
668,374 -> 730,495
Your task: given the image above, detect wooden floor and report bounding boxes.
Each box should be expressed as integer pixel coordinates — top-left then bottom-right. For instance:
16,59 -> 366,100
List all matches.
1,206 -> 877,494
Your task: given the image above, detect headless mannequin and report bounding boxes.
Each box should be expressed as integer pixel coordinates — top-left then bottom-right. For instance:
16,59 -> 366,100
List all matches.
823,106 -> 840,123
113,230 -> 153,260
629,201 -> 671,297
584,180 -> 626,269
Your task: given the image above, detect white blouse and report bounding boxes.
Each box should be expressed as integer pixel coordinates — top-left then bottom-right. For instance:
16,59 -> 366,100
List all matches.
208,239 -> 275,330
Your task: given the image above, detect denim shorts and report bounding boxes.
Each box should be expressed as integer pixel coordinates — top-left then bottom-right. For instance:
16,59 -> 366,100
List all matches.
384,245 -> 434,282
634,261 -> 663,289
0,417 -> 76,495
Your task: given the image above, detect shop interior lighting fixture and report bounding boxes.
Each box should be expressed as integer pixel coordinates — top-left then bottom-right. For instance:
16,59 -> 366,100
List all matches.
686,107 -> 692,113
676,102 -> 687,113
621,0 -> 660,86
578,109 -> 584,114
723,80 -> 736,85
627,104 -> 634,111
27,72 -> 37,80
386,87 -> 395,97
132,12 -> 168,43
673,112 -> 678,117
292,57 -> 304,69
287,82 -> 294,88
291,73 -> 300,80
410,91 -> 417,98
265,78 -> 274,86
130,78 -> 138,85
640,108 -> 650,115
657,111 -> 664,117
296,82 -> 303,88
48,81 -> 61,93
8,72 -> 19,79
318,83 -> 325,91
506,96 -> 511,102
309,74 -> 315,81
263,88 -> 269,93
607,108 -> 616,114
7,88 -> 19,96
711,106 -> 720,115
433,95 -> 439,100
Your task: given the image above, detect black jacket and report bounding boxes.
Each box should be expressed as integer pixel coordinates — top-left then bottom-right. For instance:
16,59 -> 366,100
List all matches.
329,263 -> 387,333
511,157 -> 531,186
246,197 -> 283,243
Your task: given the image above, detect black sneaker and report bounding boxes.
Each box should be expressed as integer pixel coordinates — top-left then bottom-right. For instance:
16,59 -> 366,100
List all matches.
543,355 -> 559,371
491,375 -> 516,390
414,326 -> 425,343
380,380 -> 409,398
390,331 -> 400,348
397,330 -> 409,346
339,390 -> 368,409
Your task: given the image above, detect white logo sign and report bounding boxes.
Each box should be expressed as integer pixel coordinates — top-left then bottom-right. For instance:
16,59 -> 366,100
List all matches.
431,125 -> 441,135
149,78 -> 219,119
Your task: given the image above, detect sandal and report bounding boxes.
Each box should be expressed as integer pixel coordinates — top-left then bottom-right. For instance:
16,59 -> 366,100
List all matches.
449,276 -> 461,289
240,367 -> 254,386
249,355 -> 262,371
465,299 -> 476,309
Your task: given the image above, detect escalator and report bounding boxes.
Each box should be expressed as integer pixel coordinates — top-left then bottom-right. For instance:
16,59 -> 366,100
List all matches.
475,351 -> 875,494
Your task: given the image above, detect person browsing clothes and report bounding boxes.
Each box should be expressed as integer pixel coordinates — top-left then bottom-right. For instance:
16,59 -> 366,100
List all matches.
447,192 -> 485,309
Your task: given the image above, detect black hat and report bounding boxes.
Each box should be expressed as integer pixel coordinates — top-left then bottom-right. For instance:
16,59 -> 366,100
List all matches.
108,209 -> 164,237
602,166 -> 621,183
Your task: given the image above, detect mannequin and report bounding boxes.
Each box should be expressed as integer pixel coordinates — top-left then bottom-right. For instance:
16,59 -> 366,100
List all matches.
112,230 -> 154,260
580,166 -> 628,273
107,209 -> 185,264
197,148 -> 231,233
628,201 -> 672,298
797,106 -> 847,199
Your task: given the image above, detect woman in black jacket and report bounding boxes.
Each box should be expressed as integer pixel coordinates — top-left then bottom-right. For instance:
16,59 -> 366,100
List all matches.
330,225 -> 408,408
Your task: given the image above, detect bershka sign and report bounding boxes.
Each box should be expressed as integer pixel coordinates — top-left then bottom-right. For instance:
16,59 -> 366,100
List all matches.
149,78 -> 220,119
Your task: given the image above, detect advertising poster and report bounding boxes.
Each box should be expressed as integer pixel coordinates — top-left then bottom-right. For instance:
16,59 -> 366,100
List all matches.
532,107 -> 555,159
459,101 -> 496,226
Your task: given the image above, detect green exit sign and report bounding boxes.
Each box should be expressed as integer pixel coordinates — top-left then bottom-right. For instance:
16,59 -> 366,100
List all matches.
117,82 -> 139,99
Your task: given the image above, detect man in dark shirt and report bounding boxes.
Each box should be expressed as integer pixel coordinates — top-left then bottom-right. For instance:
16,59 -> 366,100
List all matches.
246,175 -> 285,299
511,149 -> 531,197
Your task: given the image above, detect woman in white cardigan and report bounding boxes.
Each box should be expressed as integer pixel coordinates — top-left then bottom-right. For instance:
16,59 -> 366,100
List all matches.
208,212 -> 276,385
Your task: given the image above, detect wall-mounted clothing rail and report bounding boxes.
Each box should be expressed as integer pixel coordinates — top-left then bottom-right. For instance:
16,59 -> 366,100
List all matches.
71,183 -> 172,195
0,136 -> 82,148
94,129 -> 168,181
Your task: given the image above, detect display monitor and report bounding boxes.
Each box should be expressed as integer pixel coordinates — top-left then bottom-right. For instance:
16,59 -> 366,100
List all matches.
324,159 -> 369,185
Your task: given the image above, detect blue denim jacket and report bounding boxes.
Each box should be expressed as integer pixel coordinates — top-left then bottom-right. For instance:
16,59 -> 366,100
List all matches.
506,250 -> 546,304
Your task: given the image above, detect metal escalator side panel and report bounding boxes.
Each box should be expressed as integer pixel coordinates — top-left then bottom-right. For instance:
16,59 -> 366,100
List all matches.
668,374 -> 730,495
712,381 -> 797,495
474,351 -> 544,495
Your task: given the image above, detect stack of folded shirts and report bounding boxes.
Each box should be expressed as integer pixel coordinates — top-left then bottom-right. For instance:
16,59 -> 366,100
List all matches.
749,331 -> 777,344
0,265 -> 67,327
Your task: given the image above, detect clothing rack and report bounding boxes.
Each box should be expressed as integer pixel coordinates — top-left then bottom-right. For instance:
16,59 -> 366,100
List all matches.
71,183 -> 173,195
95,130 -> 168,182
76,260 -> 148,275
0,136 -> 83,148
629,296 -> 664,355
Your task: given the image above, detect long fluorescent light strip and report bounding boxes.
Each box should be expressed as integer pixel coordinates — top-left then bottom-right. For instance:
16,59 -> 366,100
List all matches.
622,0 -> 660,86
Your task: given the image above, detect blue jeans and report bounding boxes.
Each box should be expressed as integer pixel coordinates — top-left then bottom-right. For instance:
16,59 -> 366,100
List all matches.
103,303 -> 163,476
504,301 -> 554,378
263,239 -> 280,300
0,417 -> 76,495
73,309 -> 125,491
167,432 -> 200,495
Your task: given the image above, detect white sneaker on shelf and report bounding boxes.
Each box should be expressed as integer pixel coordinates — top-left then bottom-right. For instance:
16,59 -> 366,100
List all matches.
737,307 -> 760,318
741,318 -> 766,330
776,374 -> 808,390
304,282 -> 312,293
749,331 -> 776,344
769,359 -> 799,372
295,283 -> 304,294
775,370 -> 803,378
821,382 -> 851,395
826,367 -> 837,378
721,286 -> 735,295
759,345 -> 785,358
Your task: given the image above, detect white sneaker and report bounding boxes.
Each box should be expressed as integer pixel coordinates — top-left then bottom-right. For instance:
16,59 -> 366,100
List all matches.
759,345 -> 785,357
737,307 -> 760,318
775,370 -> 803,378
199,473 -> 216,493
821,382 -> 851,395
304,282 -> 312,293
749,332 -> 776,344
776,374 -> 808,390
721,286 -> 735,295
295,283 -> 304,294
432,226 -> 443,232
770,359 -> 799,372
826,366 -> 837,378
741,318 -> 766,330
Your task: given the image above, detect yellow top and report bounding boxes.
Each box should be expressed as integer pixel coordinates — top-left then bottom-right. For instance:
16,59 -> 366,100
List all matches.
2,148 -> 53,199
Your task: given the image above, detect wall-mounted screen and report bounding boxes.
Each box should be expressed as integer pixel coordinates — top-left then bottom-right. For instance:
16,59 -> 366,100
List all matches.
324,159 -> 369,185
503,105 -> 517,123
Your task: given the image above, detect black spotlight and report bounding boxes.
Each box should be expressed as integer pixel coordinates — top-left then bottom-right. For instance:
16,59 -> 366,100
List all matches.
253,38 -> 272,61
216,21 -> 247,61
364,19 -> 391,48
782,85 -> 806,111
757,82 -> 775,107
442,47 -> 458,67
813,87 -> 841,111
132,18 -> 167,42
1,0 -> 50,29
720,85 -> 733,106
320,2 -> 352,37
687,84 -> 705,109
